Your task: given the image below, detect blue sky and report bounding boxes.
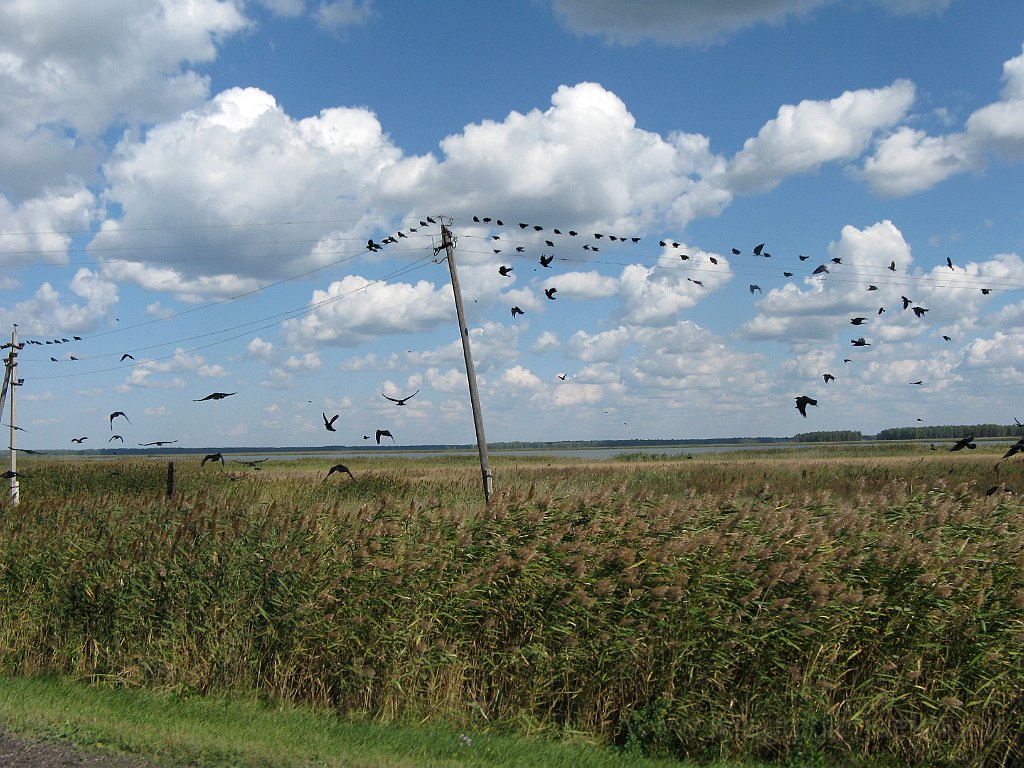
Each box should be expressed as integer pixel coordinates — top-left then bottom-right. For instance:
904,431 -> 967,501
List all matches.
3,0 -> 1024,450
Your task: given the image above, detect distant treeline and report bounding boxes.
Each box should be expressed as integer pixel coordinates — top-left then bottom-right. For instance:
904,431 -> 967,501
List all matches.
792,430 -> 864,443
875,423 -> 1024,441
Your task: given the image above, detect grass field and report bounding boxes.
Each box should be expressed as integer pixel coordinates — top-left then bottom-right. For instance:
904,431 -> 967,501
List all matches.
1,444 -> 1022,766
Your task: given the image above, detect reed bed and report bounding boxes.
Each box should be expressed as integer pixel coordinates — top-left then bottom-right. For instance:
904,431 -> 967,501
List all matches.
1,447 -> 1022,766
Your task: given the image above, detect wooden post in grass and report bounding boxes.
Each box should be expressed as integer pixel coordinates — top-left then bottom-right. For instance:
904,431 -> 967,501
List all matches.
440,222 -> 493,504
166,461 -> 174,499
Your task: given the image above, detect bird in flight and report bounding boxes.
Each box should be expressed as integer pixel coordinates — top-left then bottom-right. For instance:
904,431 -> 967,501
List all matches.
109,435 -> 123,442
11,447 -> 45,456
382,389 -> 419,406
851,338 -> 870,347
544,287 -> 557,300
912,306 -> 929,318
1001,437 -> 1024,460
71,437 -> 88,444
557,373 -> 567,380
120,353 -> 135,362
949,436 -> 976,452
109,411 -> 130,429
201,452 -> 224,466
749,285 -> 761,294
539,254 -> 553,267
795,395 -> 818,418
324,463 -> 357,482
910,380 -> 924,385
499,265 -> 513,276
323,413 -> 339,431
376,429 -> 395,444
140,440 -> 177,446
753,243 -> 765,256
232,458 -> 268,469
511,306 -> 524,317
850,317 -> 866,325
194,392 -> 235,401
823,373 -> 835,383
3,423 -> 27,432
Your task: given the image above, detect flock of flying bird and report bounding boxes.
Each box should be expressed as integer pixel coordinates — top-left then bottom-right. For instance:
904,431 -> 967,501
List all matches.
5,212 -> 1020,486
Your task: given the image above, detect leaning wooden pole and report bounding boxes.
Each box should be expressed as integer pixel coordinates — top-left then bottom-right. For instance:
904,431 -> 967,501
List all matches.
441,222 -> 493,503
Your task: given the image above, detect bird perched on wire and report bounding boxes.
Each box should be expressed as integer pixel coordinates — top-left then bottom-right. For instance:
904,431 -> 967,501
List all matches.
323,413 -> 339,431
382,389 -> 419,406
795,395 -> 818,417
324,463 -> 357,482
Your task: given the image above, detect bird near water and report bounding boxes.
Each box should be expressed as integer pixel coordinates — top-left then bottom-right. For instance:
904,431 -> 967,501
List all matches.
323,412 -> 339,431
949,436 -> 976,452
201,452 -> 224,466
324,463 -> 357,482
376,429 -> 395,444
795,395 -> 818,418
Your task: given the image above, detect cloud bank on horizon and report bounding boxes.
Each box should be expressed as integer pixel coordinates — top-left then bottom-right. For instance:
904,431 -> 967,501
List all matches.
2,0 -> 1024,448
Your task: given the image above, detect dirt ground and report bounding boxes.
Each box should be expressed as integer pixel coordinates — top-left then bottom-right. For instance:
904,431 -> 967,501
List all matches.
0,731 -> 166,767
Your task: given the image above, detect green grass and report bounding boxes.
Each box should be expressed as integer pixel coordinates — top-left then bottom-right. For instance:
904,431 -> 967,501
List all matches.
2,448 -> 1023,766
0,674 -> 719,768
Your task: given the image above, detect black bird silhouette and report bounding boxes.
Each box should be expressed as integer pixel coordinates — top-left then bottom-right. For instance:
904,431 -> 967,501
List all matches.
982,288 -> 992,295
830,257 -> 842,264
798,254 -> 809,261
753,243 -> 765,255
749,284 -> 761,294
888,261 -> 897,272
539,254 -> 553,267
912,306 -> 929,318
375,429 -> 395,445
382,389 -> 419,406
943,335 -> 952,341
851,338 -> 870,347
557,373 -> 567,380
850,317 -> 866,325
823,373 -> 835,383
202,452 -> 224,466
109,435 -> 123,442
511,306 -> 524,317
499,265 -> 513,276
947,257 -> 954,270
783,272 -> 793,277
878,307 -> 885,315
3,423 -> 27,432
795,395 -> 818,417
901,296 -> 912,309
867,285 -> 878,291
50,357 -> 57,362
812,264 -> 829,275
910,380 -> 924,385
545,287 -> 557,300
1001,437 -> 1024,460
194,392 -> 235,401
949,436 -> 976,452
687,278 -> 703,286
140,440 -> 177,446
11,447 -> 45,455
120,353 -> 135,362
544,240 -> 554,247
324,463 -> 357,482
1,470 -> 27,480
109,411 -> 130,429
731,248 -> 741,255
71,437 -> 87,443
232,458 -> 268,469
323,412 -> 339,431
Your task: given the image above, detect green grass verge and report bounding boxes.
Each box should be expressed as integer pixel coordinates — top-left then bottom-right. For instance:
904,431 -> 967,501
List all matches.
0,674 -> 731,768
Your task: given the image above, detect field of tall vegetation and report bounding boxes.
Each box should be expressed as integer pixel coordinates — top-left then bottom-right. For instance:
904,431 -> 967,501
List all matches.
1,445 -> 1022,766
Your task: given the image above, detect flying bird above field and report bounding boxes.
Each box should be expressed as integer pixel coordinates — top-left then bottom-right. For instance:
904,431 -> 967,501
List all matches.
232,458 -> 268,469
376,429 -> 395,445
12,447 -> 45,455
323,413 -> 339,431
194,392 -> 235,401
109,411 -> 130,429
1,470 -> 27,480
795,395 -> 818,417
71,437 -> 87,443
545,287 -> 557,300
850,317 -> 866,325
325,463 -> 357,482
498,265 -> 513,276
539,254 -> 553,267
109,435 -> 122,442
823,373 -> 835,383
1001,437 -> 1024,460
511,306 -> 524,317
120,353 -> 134,362
139,440 -> 177,446
201,452 -> 224,466
949,436 -> 976,452
382,389 -> 419,406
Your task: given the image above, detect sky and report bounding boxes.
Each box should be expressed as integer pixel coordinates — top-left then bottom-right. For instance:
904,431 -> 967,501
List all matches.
3,0 -> 1024,450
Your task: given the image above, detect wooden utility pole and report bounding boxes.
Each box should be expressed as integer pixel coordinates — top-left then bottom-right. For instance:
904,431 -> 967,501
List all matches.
440,223 -> 493,503
2,326 -> 20,505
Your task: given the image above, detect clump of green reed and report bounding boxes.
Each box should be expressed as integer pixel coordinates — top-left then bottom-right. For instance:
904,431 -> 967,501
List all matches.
1,455 -> 1022,766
